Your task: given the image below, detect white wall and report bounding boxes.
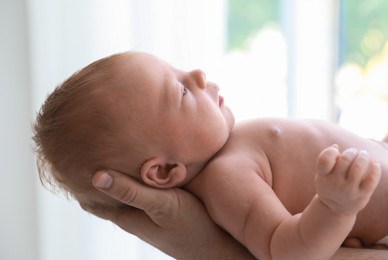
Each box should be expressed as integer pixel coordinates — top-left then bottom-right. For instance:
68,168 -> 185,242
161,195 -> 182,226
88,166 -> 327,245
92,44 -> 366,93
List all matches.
284,0 -> 338,120
27,1 -> 173,259
3,0 -> 225,260
0,0 -> 38,260
0,0 -> 342,259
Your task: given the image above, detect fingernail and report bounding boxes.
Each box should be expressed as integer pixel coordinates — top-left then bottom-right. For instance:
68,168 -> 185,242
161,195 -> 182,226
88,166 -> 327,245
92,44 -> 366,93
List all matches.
372,160 -> 381,167
328,144 -> 339,153
94,172 -> 113,189
344,148 -> 358,157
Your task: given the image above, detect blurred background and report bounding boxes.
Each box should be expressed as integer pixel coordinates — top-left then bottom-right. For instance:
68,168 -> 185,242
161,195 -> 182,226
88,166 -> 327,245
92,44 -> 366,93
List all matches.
1,0 -> 388,259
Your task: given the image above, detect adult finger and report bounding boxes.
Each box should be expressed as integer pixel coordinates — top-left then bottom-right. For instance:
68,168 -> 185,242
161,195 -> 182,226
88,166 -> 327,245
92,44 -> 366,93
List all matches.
92,170 -> 170,214
82,202 -> 161,237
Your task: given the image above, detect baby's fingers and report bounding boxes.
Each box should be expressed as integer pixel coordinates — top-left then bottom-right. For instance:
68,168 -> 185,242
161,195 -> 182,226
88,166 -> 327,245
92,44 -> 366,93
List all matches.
347,150 -> 370,183
316,144 -> 340,176
360,161 -> 381,193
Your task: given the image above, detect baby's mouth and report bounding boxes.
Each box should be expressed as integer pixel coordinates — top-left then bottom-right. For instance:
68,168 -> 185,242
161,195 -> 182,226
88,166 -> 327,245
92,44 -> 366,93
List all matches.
218,95 -> 224,106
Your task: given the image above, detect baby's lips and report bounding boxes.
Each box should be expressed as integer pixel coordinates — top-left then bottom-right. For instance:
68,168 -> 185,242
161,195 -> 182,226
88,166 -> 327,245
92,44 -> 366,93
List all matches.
219,95 -> 224,106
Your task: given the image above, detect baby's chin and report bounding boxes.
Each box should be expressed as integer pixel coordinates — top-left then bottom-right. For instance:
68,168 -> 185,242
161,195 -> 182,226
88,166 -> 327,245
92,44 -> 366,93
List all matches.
223,106 -> 235,130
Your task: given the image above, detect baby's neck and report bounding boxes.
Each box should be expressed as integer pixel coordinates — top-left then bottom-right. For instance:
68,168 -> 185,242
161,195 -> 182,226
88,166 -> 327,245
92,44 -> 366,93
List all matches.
184,160 -> 210,184
182,145 -> 226,189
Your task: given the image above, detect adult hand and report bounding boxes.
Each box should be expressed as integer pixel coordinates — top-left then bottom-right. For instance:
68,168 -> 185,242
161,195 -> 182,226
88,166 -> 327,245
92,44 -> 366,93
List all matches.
84,170 -> 388,260
84,170 -> 255,260
331,248 -> 388,260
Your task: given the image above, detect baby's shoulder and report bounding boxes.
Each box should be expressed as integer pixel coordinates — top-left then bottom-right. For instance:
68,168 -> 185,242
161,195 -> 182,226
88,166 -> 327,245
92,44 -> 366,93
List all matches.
231,118 -> 342,146
205,146 -> 266,178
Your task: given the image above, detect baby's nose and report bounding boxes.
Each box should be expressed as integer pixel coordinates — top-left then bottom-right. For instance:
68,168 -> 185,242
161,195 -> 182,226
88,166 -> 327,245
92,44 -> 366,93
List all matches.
189,69 -> 206,89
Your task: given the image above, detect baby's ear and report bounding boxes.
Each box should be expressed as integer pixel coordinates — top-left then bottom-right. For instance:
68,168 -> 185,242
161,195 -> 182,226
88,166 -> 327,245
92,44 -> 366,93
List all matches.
140,158 -> 187,188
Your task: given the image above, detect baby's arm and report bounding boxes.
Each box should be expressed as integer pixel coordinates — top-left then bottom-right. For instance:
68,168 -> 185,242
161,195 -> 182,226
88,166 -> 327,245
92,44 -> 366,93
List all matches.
272,145 -> 381,259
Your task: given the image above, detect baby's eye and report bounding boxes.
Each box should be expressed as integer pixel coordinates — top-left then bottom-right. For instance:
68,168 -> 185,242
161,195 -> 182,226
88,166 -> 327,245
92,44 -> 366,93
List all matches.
181,84 -> 187,96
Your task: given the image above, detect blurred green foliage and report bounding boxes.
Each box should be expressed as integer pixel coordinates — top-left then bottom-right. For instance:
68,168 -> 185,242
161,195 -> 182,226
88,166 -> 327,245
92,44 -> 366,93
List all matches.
343,0 -> 388,66
228,0 -> 388,66
227,0 -> 279,50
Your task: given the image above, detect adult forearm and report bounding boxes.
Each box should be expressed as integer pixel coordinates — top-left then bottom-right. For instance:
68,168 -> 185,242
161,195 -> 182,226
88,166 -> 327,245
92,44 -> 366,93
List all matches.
331,247 -> 388,260
196,232 -> 255,260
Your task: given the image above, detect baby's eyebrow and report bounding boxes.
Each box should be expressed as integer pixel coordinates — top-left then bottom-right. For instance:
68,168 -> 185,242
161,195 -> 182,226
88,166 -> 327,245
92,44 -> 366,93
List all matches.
162,70 -> 170,88
158,70 -> 175,103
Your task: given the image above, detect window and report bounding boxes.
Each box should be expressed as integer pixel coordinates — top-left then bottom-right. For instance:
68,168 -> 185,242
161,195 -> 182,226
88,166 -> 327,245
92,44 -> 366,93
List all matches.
227,0 -> 280,50
336,0 -> 388,139
220,1 -> 337,122
213,0 -> 286,121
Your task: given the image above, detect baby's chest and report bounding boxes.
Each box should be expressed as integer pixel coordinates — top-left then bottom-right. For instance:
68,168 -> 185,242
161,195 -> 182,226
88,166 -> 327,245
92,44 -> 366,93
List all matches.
269,166 -> 317,214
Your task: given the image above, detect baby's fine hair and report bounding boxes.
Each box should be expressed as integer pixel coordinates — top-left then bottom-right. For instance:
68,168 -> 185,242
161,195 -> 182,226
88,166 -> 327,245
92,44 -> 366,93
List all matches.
33,53 -> 126,197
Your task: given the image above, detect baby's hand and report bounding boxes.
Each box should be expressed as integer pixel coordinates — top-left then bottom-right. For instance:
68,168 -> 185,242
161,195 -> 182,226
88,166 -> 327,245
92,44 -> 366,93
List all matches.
315,145 -> 381,216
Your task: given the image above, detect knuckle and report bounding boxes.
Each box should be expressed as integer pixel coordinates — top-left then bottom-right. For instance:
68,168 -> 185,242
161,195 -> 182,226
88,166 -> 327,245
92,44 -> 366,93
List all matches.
147,191 -> 178,222
339,148 -> 358,163
118,185 -> 137,204
352,158 -> 368,173
339,154 -> 354,164
148,204 -> 171,222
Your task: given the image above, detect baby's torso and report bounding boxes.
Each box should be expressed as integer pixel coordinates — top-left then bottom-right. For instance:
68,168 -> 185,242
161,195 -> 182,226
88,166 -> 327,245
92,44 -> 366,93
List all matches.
200,118 -> 388,246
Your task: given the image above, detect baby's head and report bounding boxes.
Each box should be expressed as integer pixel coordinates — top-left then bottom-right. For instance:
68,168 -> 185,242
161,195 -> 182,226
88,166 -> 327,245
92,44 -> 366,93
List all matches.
33,51 -> 235,209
